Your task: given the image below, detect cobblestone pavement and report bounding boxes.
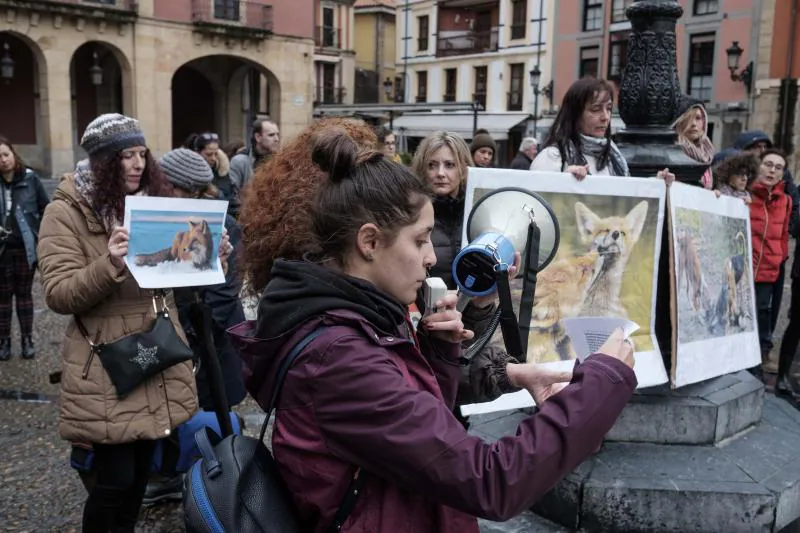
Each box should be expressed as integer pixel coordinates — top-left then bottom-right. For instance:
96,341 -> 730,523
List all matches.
0,235 -> 796,531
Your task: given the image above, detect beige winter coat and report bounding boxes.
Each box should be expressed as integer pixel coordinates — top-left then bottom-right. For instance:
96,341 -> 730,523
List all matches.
37,176 -> 197,444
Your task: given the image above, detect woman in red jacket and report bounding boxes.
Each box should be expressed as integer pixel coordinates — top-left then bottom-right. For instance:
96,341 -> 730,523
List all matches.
750,149 -> 793,374
232,124 -> 638,532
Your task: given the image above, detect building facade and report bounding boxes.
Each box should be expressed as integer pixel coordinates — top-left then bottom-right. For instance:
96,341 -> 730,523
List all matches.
313,0 -> 357,106
353,0 -> 396,104
751,0 -> 800,174
552,0 -> 760,149
0,0 -> 316,177
393,0 -> 555,163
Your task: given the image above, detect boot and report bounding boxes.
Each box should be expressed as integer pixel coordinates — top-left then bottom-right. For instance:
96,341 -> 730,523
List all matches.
775,348 -> 798,397
0,338 -> 10,361
21,335 -> 34,360
762,349 -> 776,374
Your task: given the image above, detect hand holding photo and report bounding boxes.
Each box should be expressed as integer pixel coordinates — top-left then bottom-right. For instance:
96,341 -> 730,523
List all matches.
124,196 -> 229,289
561,317 -> 639,362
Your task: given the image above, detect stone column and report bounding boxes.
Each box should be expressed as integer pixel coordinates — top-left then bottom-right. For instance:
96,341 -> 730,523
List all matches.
42,48 -> 76,176
614,0 -> 706,184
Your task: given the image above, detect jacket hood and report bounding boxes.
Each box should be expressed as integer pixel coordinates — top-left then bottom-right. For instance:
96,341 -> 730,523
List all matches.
734,130 -> 773,150
216,149 -> 230,176
255,259 -> 408,340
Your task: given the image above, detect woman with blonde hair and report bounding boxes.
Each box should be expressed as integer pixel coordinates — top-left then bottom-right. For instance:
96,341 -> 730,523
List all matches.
672,97 -> 715,188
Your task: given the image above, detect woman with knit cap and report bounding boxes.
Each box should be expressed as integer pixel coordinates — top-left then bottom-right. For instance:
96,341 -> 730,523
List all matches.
36,113 -> 231,532
470,128 -> 496,168
158,148 -> 246,410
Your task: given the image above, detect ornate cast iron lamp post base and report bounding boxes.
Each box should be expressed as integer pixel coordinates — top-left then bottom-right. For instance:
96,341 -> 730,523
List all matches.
615,0 -> 707,185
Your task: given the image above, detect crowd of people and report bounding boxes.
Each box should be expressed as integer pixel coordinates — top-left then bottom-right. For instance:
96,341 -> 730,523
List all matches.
0,75 -> 797,532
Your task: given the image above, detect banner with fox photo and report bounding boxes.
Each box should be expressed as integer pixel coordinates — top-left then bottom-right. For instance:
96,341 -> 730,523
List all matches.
460,169 -> 669,415
668,183 -> 760,388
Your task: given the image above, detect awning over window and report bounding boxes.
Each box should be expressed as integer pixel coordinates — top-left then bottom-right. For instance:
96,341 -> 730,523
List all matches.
392,112 -> 533,140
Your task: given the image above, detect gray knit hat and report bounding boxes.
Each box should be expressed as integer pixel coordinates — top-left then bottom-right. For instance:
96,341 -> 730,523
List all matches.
80,113 -> 146,156
159,148 -> 214,191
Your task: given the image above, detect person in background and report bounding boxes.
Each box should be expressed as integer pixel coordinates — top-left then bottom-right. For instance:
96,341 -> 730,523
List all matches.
672,97 -> 714,189
530,78 -> 674,184
777,196 -> 800,397
232,123 -> 637,532
510,137 -> 538,170
37,113 -> 208,532
139,148 -> 247,505
183,133 -> 239,218
470,129 -> 496,168
0,136 -> 50,360
222,139 -> 246,162
749,149 -> 793,379
712,152 -> 759,204
377,126 -> 402,163
229,118 -> 280,193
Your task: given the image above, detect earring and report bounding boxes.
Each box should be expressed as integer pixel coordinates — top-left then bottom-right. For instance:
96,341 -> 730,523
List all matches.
366,254 -> 374,262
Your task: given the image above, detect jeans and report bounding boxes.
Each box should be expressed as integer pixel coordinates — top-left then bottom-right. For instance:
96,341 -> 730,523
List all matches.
771,261 -> 786,335
82,439 -> 156,533
755,282 -> 777,353
778,275 -> 800,380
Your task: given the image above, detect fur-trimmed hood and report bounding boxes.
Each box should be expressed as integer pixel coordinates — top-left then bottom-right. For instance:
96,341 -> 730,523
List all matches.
216,148 -> 230,176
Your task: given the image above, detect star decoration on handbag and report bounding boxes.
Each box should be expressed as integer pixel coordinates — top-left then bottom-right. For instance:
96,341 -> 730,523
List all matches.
131,342 -> 159,371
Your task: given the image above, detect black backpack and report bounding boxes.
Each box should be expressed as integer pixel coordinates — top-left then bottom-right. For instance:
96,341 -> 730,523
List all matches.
183,323 -> 364,532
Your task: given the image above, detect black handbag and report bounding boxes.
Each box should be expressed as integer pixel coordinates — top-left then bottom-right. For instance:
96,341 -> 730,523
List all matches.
183,324 -> 364,533
75,292 -> 194,398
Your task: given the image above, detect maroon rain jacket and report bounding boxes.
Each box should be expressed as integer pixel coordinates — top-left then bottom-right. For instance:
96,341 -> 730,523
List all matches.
230,259 -> 637,533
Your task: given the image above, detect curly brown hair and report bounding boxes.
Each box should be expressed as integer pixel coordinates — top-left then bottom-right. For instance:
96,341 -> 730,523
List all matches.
712,152 -> 760,191
238,117 -> 378,295
88,149 -> 174,223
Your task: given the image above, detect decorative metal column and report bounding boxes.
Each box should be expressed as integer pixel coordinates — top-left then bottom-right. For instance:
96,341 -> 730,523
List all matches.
615,0 -> 707,184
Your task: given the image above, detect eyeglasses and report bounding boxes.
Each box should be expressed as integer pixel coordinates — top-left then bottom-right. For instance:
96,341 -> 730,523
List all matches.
762,161 -> 785,172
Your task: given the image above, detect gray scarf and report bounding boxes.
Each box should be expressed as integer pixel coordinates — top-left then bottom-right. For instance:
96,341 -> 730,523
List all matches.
562,134 -> 630,177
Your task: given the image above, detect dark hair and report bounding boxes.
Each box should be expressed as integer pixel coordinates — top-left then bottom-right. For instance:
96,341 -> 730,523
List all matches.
310,127 -> 431,266
375,126 -> 395,145
543,78 -> 615,170
0,136 -> 26,175
222,139 -> 246,161
88,149 -> 174,222
712,153 -> 759,190
183,132 -> 220,152
760,148 -> 787,164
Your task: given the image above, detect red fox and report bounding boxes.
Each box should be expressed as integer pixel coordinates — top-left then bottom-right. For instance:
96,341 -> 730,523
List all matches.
134,218 -> 214,270
576,201 -> 648,318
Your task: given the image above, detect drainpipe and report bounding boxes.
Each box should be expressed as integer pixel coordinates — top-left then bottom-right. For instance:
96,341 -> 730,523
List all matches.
403,0 -> 409,102
777,0 -> 799,154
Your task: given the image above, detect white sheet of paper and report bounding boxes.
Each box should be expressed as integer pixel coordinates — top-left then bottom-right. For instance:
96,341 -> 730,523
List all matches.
123,196 -> 228,289
561,317 -> 639,362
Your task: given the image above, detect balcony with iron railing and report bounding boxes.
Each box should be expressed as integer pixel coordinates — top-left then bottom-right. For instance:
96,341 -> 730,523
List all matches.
0,0 -> 138,21
315,25 -> 342,50
191,0 -> 273,39
437,29 -> 499,58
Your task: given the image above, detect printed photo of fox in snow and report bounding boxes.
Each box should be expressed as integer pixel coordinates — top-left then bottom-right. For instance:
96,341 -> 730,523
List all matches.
673,208 -> 755,344
474,188 -> 660,364
128,210 -> 225,274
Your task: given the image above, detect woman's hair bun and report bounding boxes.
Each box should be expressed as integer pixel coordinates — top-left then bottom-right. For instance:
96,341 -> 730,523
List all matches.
311,128 -> 358,182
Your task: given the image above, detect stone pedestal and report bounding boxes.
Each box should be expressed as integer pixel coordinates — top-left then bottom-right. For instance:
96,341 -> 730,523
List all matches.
520,372 -> 800,532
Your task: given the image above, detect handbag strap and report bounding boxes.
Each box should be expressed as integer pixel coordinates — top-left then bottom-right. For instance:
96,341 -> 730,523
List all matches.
255,325 -> 366,532
73,314 -> 98,348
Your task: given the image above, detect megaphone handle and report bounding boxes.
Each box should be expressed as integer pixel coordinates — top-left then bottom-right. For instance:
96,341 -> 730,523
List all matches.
517,223 -> 541,362
495,264 -> 525,360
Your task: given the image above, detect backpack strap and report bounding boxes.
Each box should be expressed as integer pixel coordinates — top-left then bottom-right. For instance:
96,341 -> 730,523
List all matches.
257,325 -> 366,532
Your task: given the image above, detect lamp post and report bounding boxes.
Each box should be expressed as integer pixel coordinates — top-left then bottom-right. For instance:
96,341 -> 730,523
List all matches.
382,78 -> 394,129
471,96 -> 483,138
90,51 -> 104,86
614,0 -> 706,184
1,43 -> 14,84
726,41 -> 753,95
529,66 -> 541,140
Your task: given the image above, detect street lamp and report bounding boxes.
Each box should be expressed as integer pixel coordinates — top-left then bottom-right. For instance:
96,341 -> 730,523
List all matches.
382,78 -> 395,129
471,96 -> 483,138
529,66 -> 543,139
726,41 -> 753,94
90,51 -> 104,86
1,43 -> 14,83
